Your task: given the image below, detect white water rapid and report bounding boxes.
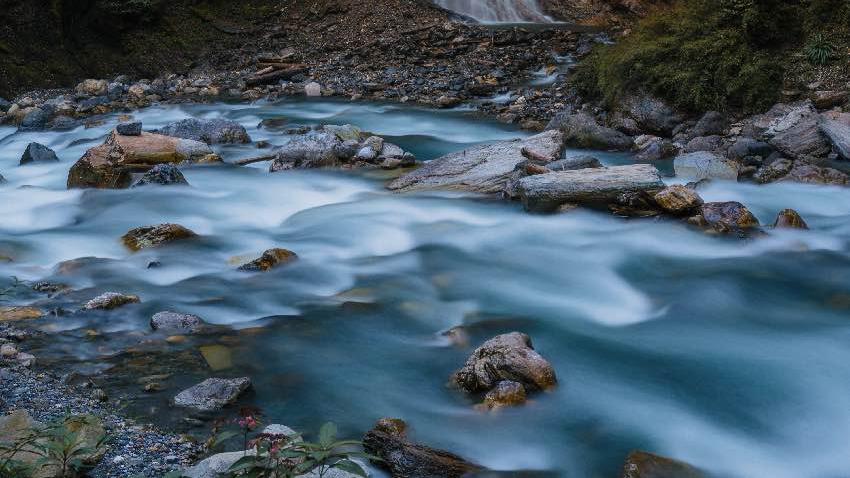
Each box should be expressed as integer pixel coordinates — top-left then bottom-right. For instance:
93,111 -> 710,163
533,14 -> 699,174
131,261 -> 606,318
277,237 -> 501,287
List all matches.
435,0 -> 555,23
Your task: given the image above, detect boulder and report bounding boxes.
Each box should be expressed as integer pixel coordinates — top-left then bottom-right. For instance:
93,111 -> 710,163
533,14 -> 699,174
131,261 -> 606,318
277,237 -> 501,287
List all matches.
547,112 -> 632,151
83,292 -> 141,310
453,332 -> 556,394
673,151 -> 739,181
812,90 -> 848,109
689,111 -> 727,138
547,155 -> 602,171
779,163 -> 849,186
388,130 -> 565,194
305,82 -> 323,97
621,451 -> 704,478
620,95 -> 682,136
633,135 -> 676,161
653,185 -> 703,215
116,121 -> 142,136
363,418 -> 483,478
20,142 -> 59,165
683,135 -> 724,153
0,97 -> 10,112
20,108 -> 49,130
269,131 -> 348,171
516,164 -> 664,213
754,158 -> 794,184
727,138 -> 773,161
695,202 -> 759,232
174,377 -> 252,411
0,307 -> 43,322
183,450 -> 255,478
131,164 -> 189,187
481,380 -> 527,409
237,248 -> 298,272
151,311 -> 205,332
76,79 -> 109,97
67,132 -> 213,189
773,209 -> 808,229
819,118 -> 850,160
762,102 -> 830,159
121,223 -> 198,251
157,118 -> 250,144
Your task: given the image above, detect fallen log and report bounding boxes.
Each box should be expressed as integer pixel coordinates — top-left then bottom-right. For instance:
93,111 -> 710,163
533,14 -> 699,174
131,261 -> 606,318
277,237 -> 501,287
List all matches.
244,64 -> 309,87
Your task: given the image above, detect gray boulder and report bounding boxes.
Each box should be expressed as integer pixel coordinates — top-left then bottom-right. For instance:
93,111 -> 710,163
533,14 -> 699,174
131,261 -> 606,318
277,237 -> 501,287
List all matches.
763,102 -> 830,159
20,108 -> 49,130
452,332 -> 557,393
174,377 -> 252,411
131,164 -> 189,187
633,135 -> 677,161
620,95 -> 682,136
683,135 -> 724,153
547,112 -> 632,150
673,151 -> 739,181
388,130 -> 565,194
621,451 -> 705,478
270,131 -> 346,171
547,155 -> 602,170
819,118 -> 850,160
727,138 -> 773,160
20,142 -> 59,165
150,311 -> 205,332
116,121 -> 142,136
157,118 -> 250,144
689,111 -> 727,138
516,164 -> 664,212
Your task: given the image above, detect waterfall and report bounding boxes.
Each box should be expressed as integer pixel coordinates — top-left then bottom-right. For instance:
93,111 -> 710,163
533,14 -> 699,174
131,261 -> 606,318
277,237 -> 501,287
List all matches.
435,0 -> 555,23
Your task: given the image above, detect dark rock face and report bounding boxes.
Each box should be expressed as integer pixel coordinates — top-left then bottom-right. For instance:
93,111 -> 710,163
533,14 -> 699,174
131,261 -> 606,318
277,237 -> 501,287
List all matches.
453,332 -> 556,394
621,451 -> 704,478
20,142 -> 59,165
547,112 -> 633,151
237,248 -> 298,272
121,224 -> 198,251
150,311 -> 205,332
157,118 -> 251,144
131,164 -> 189,187
773,209 -> 808,229
173,377 -> 252,411
116,121 -> 143,136
363,418 -> 484,478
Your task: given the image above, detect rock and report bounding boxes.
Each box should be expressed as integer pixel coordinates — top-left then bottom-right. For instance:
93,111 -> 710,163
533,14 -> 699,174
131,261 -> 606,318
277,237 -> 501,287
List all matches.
727,138 -> 773,161
20,142 -> 59,165
116,121 -> 142,136
388,130 -> 565,194
238,248 -> 298,272
696,202 -> 759,232
673,151 -> 739,181
20,108 -> 49,130
67,132 -> 213,189
131,164 -> 189,187
481,380 -> 527,409
121,224 -> 198,251
779,163 -> 849,186
621,451 -> 704,478
76,79 -> 109,97
183,450 -> 256,478
547,155 -> 602,171
379,142 -> 406,160
547,112 -> 632,151
364,418 -> 483,478
653,185 -> 703,215
683,135 -> 724,153
620,95 -> 682,136
270,131 -> 349,171
107,82 -> 125,100
83,292 -> 141,310
633,135 -> 676,161
689,111 -> 727,138
151,311 -> 205,332
49,115 -> 78,130
0,97 -> 10,112
453,332 -> 556,394
819,117 -> 850,160
356,146 -> 378,162
773,209 -> 808,229
324,124 -> 363,142
174,377 -> 252,411
0,343 -> 18,357
305,82 -> 322,97
754,158 -> 794,184
157,118 -> 250,144
812,90 -> 848,109
200,345 -> 233,371
516,164 -> 665,213
0,307 -> 43,322
436,95 -> 462,108
262,424 -> 299,439
764,102 -> 830,159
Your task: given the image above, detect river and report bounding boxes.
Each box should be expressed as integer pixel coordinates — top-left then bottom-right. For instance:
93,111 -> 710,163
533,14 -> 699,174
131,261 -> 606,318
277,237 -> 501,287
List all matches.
2,99 -> 850,477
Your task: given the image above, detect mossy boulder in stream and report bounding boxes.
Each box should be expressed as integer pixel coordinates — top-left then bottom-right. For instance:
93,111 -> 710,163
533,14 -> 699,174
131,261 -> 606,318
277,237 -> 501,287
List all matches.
121,223 -> 198,251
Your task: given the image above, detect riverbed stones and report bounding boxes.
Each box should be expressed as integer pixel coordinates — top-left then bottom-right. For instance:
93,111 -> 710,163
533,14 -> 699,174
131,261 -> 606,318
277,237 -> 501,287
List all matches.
819,117 -> 850,160
151,311 -> 205,332
673,151 -> 739,181
773,209 -> 808,229
157,118 -> 250,144
547,112 -> 633,150
173,377 -> 252,411
363,418 -> 483,478
388,130 -> 565,193
653,185 -> 703,215
453,332 -> 556,395
621,451 -> 704,478
20,142 -> 59,165
84,292 -> 141,310
237,248 -> 298,272
122,223 -> 198,251
116,121 -> 142,136
131,164 -> 189,187
516,164 -> 664,212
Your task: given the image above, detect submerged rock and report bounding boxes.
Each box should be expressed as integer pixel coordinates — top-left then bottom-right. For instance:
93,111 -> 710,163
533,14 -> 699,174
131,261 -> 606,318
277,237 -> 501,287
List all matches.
773,209 -> 808,230
653,185 -> 703,215
673,151 -> 739,181
364,418 -> 483,478
84,292 -> 141,310
151,311 -> 205,332
20,142 -> 59,165
131,164 -> 189,187
453,332 -> 556,394
621,451 -> 704,478
388,130 -> 566,194
237,248 -> 298,272
174,377 -> 252,411
122,223 -> 197,251
157,118 -> 251,144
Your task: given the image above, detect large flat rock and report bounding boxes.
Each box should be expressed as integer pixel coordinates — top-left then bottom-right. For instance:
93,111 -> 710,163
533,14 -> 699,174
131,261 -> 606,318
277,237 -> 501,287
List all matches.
387,130 -> 565,194
516,164 -> 664,212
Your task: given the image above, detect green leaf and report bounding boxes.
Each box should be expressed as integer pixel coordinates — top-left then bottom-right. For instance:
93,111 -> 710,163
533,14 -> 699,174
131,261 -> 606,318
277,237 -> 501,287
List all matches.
318,422 -> 338,448
334,459 -> 368,477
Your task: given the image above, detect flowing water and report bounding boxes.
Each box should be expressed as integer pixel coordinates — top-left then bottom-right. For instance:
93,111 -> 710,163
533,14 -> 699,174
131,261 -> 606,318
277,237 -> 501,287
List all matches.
2,99 -> 850,477
435,0 -> 555,23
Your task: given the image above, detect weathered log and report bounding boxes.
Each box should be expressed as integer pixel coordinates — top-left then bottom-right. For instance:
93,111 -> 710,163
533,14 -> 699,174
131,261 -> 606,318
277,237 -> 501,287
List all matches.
244,65 -> 309,87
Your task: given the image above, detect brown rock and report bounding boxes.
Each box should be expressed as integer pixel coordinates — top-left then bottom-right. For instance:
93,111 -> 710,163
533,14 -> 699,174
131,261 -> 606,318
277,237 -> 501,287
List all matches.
453,332 -> 556,394
653,185 -> 703,215
621,451 -> 704,478
700,202 -> 759,229
780,163 -> 849,186
481,380 -> 527,409
0,307 -> 43,322
773,209 -> 808,229
122,224 -> 197,251
237,248 -> 298,272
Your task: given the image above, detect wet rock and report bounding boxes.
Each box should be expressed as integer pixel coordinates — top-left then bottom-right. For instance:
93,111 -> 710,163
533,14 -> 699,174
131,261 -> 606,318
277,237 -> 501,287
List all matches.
157,118 -> 251,144
673,151 -> 739,181
269,130 -> 349,171
481,380 -> 527,409
238,248 -> 298,272
727,138 -> 773,161
0,307 -> 43,322
121,223 -> 198,251
174,377 -> 252,411
76,79 -> 109,97
689,111 -> 727,138
0,343 -> 18,357
20,142 -> 59,165
516,164 -> 664,213
620,95 -> 682,136
0,97 -> 10,112
388,130 -> 565,194
151,311 -> 205,332
683,135 -> 724,153
453,332 -> 556,394
32,281 -> 69,296
819,117 -> 850,160
131,164 -> 189,187
779,163 -> 849,186
621,451 -> 704,478
20,108 -> 49,130
364,418 -> 483,478
84,292 -> 141,310
773,209 -> 808,229
547,112 -> 632,151
116,121 -> 142,136
754,158 -> 794,184
653,185 -> 703,215
695,202 -> 759,232
633,135 -> 676,161
547,155 -> 602,171
49,115 -> 78,130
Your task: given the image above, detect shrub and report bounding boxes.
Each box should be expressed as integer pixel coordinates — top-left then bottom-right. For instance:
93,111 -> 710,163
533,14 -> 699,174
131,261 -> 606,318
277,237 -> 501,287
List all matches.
805,33 -> 836,65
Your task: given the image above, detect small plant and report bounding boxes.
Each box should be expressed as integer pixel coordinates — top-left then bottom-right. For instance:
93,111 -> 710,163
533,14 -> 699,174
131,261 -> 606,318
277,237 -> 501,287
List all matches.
805,33 -> 836,65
